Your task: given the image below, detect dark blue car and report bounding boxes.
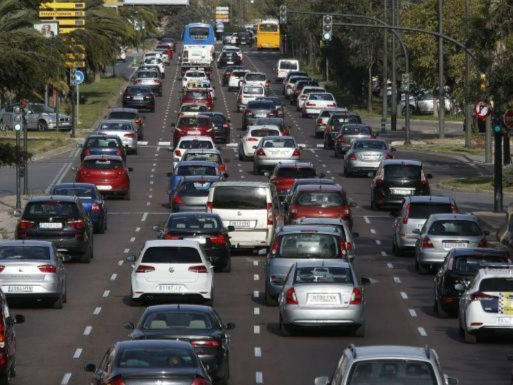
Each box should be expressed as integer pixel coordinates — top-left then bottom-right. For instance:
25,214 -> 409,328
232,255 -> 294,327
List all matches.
49,183 -> 107,233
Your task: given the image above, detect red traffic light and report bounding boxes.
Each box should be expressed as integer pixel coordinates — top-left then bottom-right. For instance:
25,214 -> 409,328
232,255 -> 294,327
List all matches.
20,100 -> 26,109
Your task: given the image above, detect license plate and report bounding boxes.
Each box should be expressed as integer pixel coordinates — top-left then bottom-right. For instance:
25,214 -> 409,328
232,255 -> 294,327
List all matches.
227,61 -> 234,64
498,317 -> 513,325
97,185 -> 112,191
158,285 -> 183,292
39,222 -> 62,229
229,220 -> 251,228
255,113 -> 266,118
362,155 -> 379,160
443,242 -> 468,248
133,96 -> 143,100
9,286 -> 33,293
189,130 -> 201,135
307,293 -> 340,304
185,237 -> 206,244
391,188 -> 413,195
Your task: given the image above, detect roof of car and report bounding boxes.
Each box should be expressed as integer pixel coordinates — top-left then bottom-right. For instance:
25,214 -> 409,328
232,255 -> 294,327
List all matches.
450,247 -> 510,257
296,217 -> 346,227
86,134 -> 122,140
349,345 -> 434,361
183,148 -> 221,154
180,175 -> 223,182
0,240 -> 54,248
143,239 -> 204,249
382,159 -> 423,167
209,181 -> 271,188
427,213 -> 478,221
474,267 -> 513,279
52,182 -> 97,189
167,212 -> 222,220
98,119 -> 134,125
107,107 -> 139,114
291,178 -> 336,187
295,184 -> 343,192
403,195 -> 454,204
175,160 -> 218,167
293,259 -> 351,269
27,195 -> 79,203
277,225 -> 342,235
177,136 -> 215,142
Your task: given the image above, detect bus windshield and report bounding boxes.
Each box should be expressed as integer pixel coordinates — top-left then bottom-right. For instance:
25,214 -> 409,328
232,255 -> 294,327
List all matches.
259,23 -> 278,32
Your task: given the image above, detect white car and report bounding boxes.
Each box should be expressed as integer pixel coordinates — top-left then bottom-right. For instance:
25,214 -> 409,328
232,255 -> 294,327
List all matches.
227,69 -> 250,91
458,267 -> 513,344
173,135 -> 216,167
241,72 -> 269,90
238,125 -> 282,161
128,239 -> 214,305
237,84 -> 265,112
301,92 -> 337,118
283,75 -> 309,97
296,86 -> 327,111
222,45 -> 243,60
143,56 -> 165,77
253,135 -> 302,174
182,69 -> 208,89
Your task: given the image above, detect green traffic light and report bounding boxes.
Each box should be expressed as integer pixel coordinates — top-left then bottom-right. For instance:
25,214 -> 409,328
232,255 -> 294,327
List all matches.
493,125 -> 502,133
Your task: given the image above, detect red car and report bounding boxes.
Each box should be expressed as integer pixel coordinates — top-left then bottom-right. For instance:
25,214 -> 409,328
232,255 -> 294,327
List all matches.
171,115 -> 214,145
267,161 -> 318,199
75,155 -> 132,199
286,184 -> 354,230
181,88 -> 214,110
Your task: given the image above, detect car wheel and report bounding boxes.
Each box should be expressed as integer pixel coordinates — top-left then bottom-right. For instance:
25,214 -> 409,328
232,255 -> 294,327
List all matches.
344,166 -> 351,177
38,120 -> 48,131
464,329 -> 477,344
353,322 -> 365,337
222,258 -> 231,273
323,139 -> 329,150
370,196 -> 377,211
253,164 -> 260,175
392,237 -> 403,256
265,285 -> 277,306
53,292 -> 64,309
0,369 -> 10,385
416,258 -> 428,274
279,314 -> 292,336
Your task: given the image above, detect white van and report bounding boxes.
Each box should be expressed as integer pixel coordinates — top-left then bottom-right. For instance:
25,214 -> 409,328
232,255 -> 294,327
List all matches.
236,84 -> 265,112
206,181 -> 282,249
274,59 -> 300,82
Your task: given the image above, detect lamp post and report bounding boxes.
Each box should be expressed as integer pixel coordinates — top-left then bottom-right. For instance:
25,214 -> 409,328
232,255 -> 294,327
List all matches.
381,0 -> 388,134
438,0 -> 445,139
391,0 -> 397,131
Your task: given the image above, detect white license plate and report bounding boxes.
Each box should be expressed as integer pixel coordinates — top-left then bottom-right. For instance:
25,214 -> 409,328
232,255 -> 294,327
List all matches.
443,242 -> 468,248
185,237 -> 206,244
227,61 -> 234,64
255,113 -> 266,117
9,286 -> 33,293
363,156 -> 379,160
189,130 -> 201,135
39,222 -> 62,229
498,317 -> 513,325
158,285 -> 183,292
307,293 -> 340,304
391,188 -> 413,195
97,185 -> 112,191
229,220 -> 251,228
133,96 -> 144,100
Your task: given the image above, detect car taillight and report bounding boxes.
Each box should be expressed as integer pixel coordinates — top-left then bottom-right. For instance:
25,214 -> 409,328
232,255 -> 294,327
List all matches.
289,204 -> 298,214
188,265 -> 208,273
339,240 -> 347,256
0,321 -> 5,349
421,236 -> 434,248
346,242 -> 353,250
384,153 -> 394,159
83,149 -> 91,156
347,153 -> 357,160
478,237 -> 488,247
306,102 -> 315,106
292,149 -> 301,157
190,339 -> 221,347
268,112 -> 276,117
337,136 -> 345,143
191,377 -> 210,385
255,149 -> 266,157
271,238 -> 279,254
375,179 -> 384,185
285,287 -> 298,305
135,79 -> 142,83
144,95 -> 154,100
219,163 -> 226,172
17,219 -> 35,230
470,291 -> 495,301
164,233 -> 181,240
173,195 -> 185,205
450,204 -> 458,213
402,203 -> 410,224
174,149 -> 182,157
209,234 -> 226,245
206,201 -> 213,212
135,265 -> 155,273
0,266 -> 4,273
135,118 -> 143,125
67,219 -> 85,230
327,103 -> 337,107
243,110 -> 253,116
350,288 -> 363,304
91,202 -> 101,213
38,264 -> 57,273
316,119 -> 322,124
124,133 -> 135,138
267,202 -> 273,225
107,376 -> 126,385
246,137 -> 258,142
116,149 -> 123,157
265,81 -> 270,88
223,123 -> 230,128
370,135 -> 377,139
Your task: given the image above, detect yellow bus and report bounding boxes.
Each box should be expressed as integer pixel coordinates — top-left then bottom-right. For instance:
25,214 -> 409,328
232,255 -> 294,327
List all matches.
256,19 -> 280,50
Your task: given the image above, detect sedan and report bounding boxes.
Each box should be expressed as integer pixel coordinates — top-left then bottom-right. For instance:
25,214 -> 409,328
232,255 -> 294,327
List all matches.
222,65 -> 244,86
242,100 -> 279,130
199,111 -> 231,143
256,96 -> 285,118
79,134 -> 126,162
168,160 -> 223,198
178,103 -> 209,118
171,115 -> 214,146
50,182 -> 108,234
75,155 -> 132,199
343,139 -> 395,176
253,136 -> 302,174
125,304 -> 235,383
85,340 -> 212,385
334,124 -> 376,158
122,85 -> 155,112
127,239 -> 214,305
238,125 -> 281,161
323,112 -> 363,149
227,69 -> 250,91
96,119 -> 138,154
0,240 -> 67,308
181,88 -> 214,110
182,148 -> 228,176
105,107 -> 145,141
217,51 -> 242,68
182,69 -> 208,89
132,70 -> 162,96
170,176 -> 222,213
278,260 -> 369,336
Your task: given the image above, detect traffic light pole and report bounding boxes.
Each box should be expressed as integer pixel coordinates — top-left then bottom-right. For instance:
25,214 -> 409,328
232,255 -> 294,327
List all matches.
23,112 -> 28,195
494,131 -> 503,212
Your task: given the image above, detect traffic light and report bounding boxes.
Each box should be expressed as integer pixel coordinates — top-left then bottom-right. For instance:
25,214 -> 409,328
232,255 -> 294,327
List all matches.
480,73 -> 487,93
493,113 -> 504,134
279,5 -> 287,24
13,104 -> 23,132
322,15 -> 333,42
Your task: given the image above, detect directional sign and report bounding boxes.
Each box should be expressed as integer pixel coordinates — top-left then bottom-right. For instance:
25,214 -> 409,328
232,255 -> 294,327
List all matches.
59,27 -> 84,34
65,53 -> 86,60
504,110 -> 513,130
474,99 -> 492,121
40,2 -> 85,9
75,70 -> 85,85
39,10 -> 85,17
57,19 -> 85,26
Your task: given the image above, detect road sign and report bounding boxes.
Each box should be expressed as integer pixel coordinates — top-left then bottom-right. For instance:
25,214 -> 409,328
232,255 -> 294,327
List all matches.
504,110 -> 513,130
75,70 -> 84,85
474,99 -> 491,121
66,61 -> 86,68
39,10 -> 85,17
57,19 -> 85,26
40,2 -> 85,9
60,27 -> 84,34
65,52 -> 86,60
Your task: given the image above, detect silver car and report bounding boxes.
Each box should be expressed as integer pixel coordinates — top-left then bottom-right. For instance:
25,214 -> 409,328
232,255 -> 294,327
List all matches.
343,139 -> 395,176
253,136 -> 302,174
97,119 -> 138,154
0,240 -> 67,308
133,69 -> 163,96
278,260 -> 368,336
171,176 -> 222,212
414,213 -> 488,274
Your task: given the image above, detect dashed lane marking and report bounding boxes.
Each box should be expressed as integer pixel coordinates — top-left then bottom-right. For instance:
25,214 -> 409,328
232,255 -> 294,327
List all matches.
418,327 -> 427,336
381,251 -> 388,257
73,348 -> 83,359
409,309 -> 417,317
370,229 -> 376,234
393,276 -> 401,284
400,292 -> 408,299
256,372 -> 263,383
83,326 -> 93,336
364,216 -> 371,224
386,263 -> 394,269
254,307 -> 260,315
254,325 -> 260,334
254,347 -> 262,357
253,274 -> 259,280
124,248 -> 130,254
253,290 -> 259,298
93,307 -> 101,315
103,290 -> 110,297
110,273 -> 117,281
375,240 -> 382,245
60,373 -> 72,385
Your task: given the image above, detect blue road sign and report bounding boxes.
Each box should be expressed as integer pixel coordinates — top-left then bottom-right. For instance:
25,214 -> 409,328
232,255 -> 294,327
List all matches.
75,70 -> 85,85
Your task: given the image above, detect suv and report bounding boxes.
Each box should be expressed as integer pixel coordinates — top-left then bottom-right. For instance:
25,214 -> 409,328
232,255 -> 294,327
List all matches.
0,289 -> 24,384
14,195 -> 94,263
370,159 -> 432,210
392,195 -> 458,256
314,344 -> 458,385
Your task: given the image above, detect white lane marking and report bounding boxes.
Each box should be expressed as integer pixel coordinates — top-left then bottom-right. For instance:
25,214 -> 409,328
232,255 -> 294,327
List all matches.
254,307 -> 260,315
130,237 -> 136,242
253,260 -> 259,266
93,307 -> 102,315
152,163 -> 156,167
256,372 -> 263,384
110,273 -> 117,281
393,276 -> 401,284
253,274 -> 259,281
141,212 -> 148,221
409,309 -> 417,317
370,229 -> 376,234
375,240 -> 382,245
418,327 -> 427,336
135,227 -> 141,232
150,180 -> 154,185
400,292 -> 408,299
83,326 -> 93,335
253,290 -> 259,298
118,260 -> 124,266
151,168 -> 155,173
60,373 -> 72,385
103,290 -> 110,297
364,216 -> 371,224
386,263 -> 394,269
254,347 -> 262,357
148,195 -> 153,199
147,202 -> 151,206
381,251 -> 388,257
124,248 -> 130,254
73,348 -> 83,359
254,325 -> 260,334
149,188 -> 153,192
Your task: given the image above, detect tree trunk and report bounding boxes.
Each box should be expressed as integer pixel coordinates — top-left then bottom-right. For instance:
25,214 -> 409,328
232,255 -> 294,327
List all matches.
368,65 -> 373,112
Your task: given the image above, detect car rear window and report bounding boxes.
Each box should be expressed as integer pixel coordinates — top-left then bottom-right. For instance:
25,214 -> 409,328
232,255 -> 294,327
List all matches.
142,311 -> 215,330
167,215 -> 221,231
247,101 -> 273,109
176,165 -> 217,176
117,347 -> 196,369
183,153 -> 221,163
141,246 -> 202,263
428,220 -> 482,236
178,117 -> 211,126
278,233 -> 340,259
262,138 -> 295,148
250,129 -> 280,137
127,86 -> 152,94
479,278 -> 513,292
178,140 -> 213,149
136,71 -> 158,78
275,167 -> 316,178
0,246 -> 50,260
453,256 -> 510,274
279,61 -> 299,70
185,91 -> 208,99
108,112 -> 137,120
177,180 -> 214,196
294,266 -> 353,284
342,126 -> 372,135
213,186 -> 267,209
332,115 -> 362,125
99,123 -> 133,131
53,186 -> 95,199
408,203 -> 453,219
181,105 -> 208,112
353,140 -> 386,150
347,360 -> 436,385
84,159 -> 123,169
86,138 -> 120,148
232,71 -> 248,77
296,192 -> 346,207
24,201 -> 80,218
384,165 -> 421,180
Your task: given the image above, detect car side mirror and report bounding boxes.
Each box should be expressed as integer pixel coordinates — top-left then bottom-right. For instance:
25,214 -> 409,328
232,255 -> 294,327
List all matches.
314,376 -> 330,385
152,225 -> 161,232
226,225 -> 235,232
484,230 -> 490,236
263,171 -> 271,178
225,322 -> 236,330
367,172 -> 375,178
444,375 -> 459,385
412,229 -> 421,235
426,173 -> 433,179
454,283 -> 466,291
257,249 -> 268,256
85,363 -> 96,373
126,255 -> 136,263
360,277 -> 371,285
298,144 -> 305,150
128,167 -> 133,172
71,166 -> 78,172
12,209 -> 22,218
124,321 -> 135,330
14,314 -> 25,324
76,143 -> 83,148
223,173 -> 229,179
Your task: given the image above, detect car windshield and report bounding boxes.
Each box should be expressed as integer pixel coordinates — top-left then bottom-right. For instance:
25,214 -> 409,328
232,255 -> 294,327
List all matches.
167,215 -> 221,231
24,201 -> 79,218
116,347 -> 197,369
384,165 -> 421,180
179,140 -> 214,150
183,153 -> 221,163
141,246 -> 201,263
346,360 -> 436,385
275,168 -> 316,178
278,233 -> 340,259
142,311 -> 216,330
296,191 -> 346,207
84,159 -> 123,170
177,180 -> 214,196
353,140 -> 386,150
0,246 -> 50,260
342,126 -> 372,135
178,117 -> 210,126
262,138 -> 295,148
294,266 -> 353,284
53,187 -> 95,199
408,203 -> 453,219
479,277 -> 513,291
259,23 -> 278,32
428,220 -> 482,236
99,122 -> 132,131
453,256 -> 510,274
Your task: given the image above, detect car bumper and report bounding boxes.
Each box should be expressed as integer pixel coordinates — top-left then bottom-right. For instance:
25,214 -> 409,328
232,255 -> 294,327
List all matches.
396,233 -> 418,248
254,156 -> 301,168
346,160 -> 381,173
123,101 -> 154,111
417,249 -> 447,265
281,306 -> 365,326
203,246 -> 231,269
131,280 -> 212,300
224,228 -> 272,248
172,204 -> 207,213
95,182 -> 130,195
304,107 -> 322,115
16,236 -> 87,255
464,305 -> 513,332
48,121 -> 72,130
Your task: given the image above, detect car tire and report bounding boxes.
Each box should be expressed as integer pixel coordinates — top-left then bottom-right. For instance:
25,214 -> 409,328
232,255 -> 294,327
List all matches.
38,120 -> 48,131
415,258 -> 429,274
253,164 -> 260,175
370,197 -> 377,211
279,314 -> 292,336
353,323 -> 365,337
0,370 -> 10,385
124,190 -> 131,200
221,258 -> 231,273
392,237 -> 403,256
53,292 -> 64,309
344,166 -> 351,177
464,329 -> 477,344
265,285 -> 277,306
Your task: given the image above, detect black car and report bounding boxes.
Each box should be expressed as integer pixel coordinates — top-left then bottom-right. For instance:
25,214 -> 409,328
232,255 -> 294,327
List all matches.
433,248 -> 511,317
323,112 -> 363,149
370,159 -> 432,210
155,212 -> 233,272
256,96 -> 285,118
125,304 -> 235,383
106,107 -> 145,141
15,195 -> 94,262
199,111 -> 231,143
0,289 -> 24,384
237,31 -> 252,46
85,340 -> 211,385
221,65 -> 244,86
242,100 -> 278,130
122,85 -> 155,112
79,134 -> 126,162
217,51 -> 242,68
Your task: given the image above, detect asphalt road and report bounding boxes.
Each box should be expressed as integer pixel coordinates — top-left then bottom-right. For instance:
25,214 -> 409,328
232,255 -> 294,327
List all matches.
7,45 -> 512,385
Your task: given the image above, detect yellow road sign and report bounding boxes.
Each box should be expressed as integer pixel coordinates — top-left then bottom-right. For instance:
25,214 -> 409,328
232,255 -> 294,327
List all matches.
65,61 -> 86,68
65,53 -> 86,60
40,2 -> 85,9
59,27 -> 84,34
57,19 -> 85,26
39,10 -> 85,17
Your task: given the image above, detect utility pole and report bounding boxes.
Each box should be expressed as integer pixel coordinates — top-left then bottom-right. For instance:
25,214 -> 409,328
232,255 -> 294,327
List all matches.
22,100 -> 28,195
12,105 -> 23,210
464,0 -> 472,148
438,0 -> 445,139
390,0 -> 397,131
492,114 -> 503,212
381,0 -> 388,134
